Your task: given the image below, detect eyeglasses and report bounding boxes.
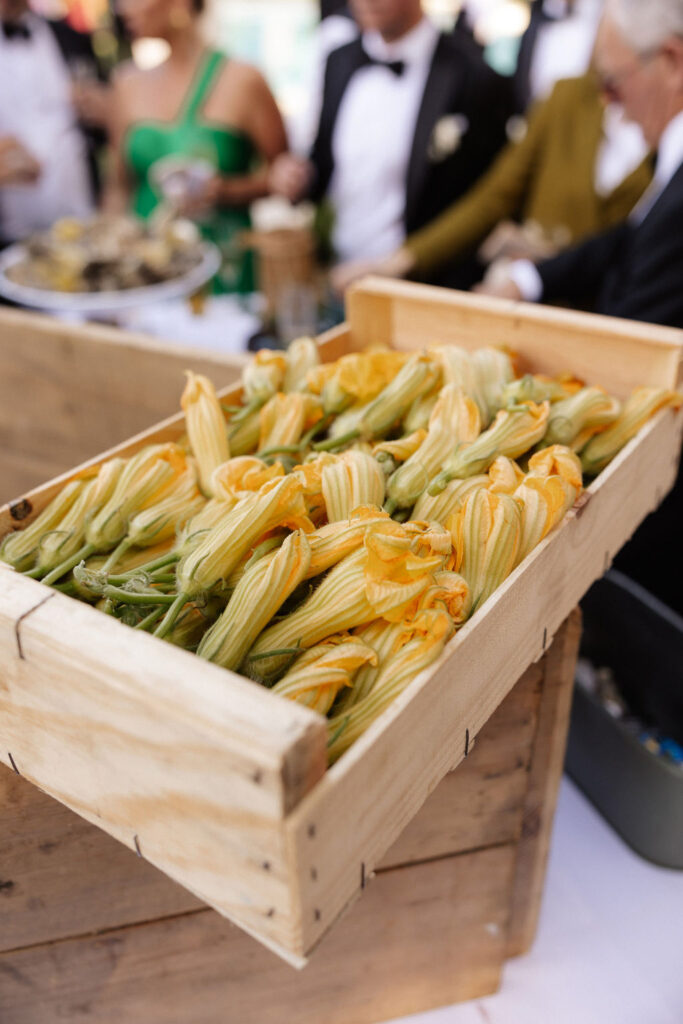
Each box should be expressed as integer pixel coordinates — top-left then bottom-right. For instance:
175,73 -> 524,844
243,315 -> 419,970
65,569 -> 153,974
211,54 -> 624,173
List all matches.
595,49 -> 659,103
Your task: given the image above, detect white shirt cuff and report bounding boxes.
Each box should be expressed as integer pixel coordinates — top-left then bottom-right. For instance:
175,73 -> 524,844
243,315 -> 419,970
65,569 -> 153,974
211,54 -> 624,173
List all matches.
508,260 -> 544,302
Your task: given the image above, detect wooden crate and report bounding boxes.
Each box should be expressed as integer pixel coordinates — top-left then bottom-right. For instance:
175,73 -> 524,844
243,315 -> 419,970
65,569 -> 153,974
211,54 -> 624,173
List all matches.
0,280 -> 681,967
0,611 -> 580,1023
0,307 -> 246,504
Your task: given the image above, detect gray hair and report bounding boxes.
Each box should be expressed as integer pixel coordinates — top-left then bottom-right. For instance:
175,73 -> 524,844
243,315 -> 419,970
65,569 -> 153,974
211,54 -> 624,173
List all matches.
605,0 -> 683,54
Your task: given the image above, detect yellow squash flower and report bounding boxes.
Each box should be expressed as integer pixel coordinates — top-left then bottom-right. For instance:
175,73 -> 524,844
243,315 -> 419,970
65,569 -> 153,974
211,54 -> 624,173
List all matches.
245,520 -> 448,679
487,456 -> 525,494
471,347 -> 515,425
357,353 -> 439,440
271,636 -> 378,715
103,466 -> 205,572
322,450 -> 386,521
373,429 -> 428,463
514,475 -> 576,565
86,444 -> 188,553
448,489 -> 522,615
502,373 -> 583,406
526,445 -> 583,491
312,349 -> 411,414
176,474 -> 313,599
327,608 -> 454,763
581,388 -> 682,476
1,476 -> 89,571
37,458 -> 125,573
305,506 -> 392,577
211,456 -> 284,506
241,349 -> 287,404
412,474 -> 489,524
543,386 -> 621,448
429,401 -> 550,493
283,337 -> 320,393
258,392 -> 323,451
227,406 -> 261,456
403,389 -> 440,433
386,386 -> 481,511
181,371 -> 231,497
197,530 -> 311,670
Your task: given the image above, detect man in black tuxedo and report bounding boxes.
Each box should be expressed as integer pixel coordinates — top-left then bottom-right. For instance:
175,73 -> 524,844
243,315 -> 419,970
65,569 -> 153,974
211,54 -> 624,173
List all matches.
270,0 -> 510,284
0,0 -> 109,246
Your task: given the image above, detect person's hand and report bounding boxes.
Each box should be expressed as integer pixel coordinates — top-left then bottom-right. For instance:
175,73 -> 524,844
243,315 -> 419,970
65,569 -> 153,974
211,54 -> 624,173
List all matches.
267,154 -> 313,203
479,220 -> 563,264
71,81 -> 111,129
329,247 -> 416,295
473,260 -> 523,300
0,136 -> 41,187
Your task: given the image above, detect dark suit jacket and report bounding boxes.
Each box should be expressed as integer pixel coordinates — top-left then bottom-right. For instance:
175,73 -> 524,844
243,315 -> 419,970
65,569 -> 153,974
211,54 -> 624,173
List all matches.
537,161 -> 683,608
537,161 -> 683,329
309,32 -> 511,245
47,19 -> 108,199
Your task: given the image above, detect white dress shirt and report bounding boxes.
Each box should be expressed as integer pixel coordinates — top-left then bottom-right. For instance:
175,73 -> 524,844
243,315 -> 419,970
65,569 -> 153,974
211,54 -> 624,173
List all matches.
329,17 -> 439,263
594,103 -> 649,197
528,0 -> 603,105
508,108 -> 683,303
0,14 -> 93,242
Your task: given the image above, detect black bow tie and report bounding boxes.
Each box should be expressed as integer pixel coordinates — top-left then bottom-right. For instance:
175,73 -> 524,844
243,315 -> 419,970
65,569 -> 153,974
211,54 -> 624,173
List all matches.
2,20 -> 31,40
359,46 -> 405,77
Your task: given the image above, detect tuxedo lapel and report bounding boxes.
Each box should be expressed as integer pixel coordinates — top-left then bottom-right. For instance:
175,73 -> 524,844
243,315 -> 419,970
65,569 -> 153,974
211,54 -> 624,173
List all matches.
404,34 -> 463,231
309,37 -> 366,201
636,160 -> 683,234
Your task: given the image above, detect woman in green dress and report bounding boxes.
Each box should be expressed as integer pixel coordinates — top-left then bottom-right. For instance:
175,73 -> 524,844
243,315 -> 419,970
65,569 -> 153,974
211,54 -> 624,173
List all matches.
108,0 -> 288,293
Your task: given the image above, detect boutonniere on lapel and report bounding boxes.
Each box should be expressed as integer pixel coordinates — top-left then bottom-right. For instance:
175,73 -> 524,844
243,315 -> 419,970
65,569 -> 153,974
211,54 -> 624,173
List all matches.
428,114 -> 469,163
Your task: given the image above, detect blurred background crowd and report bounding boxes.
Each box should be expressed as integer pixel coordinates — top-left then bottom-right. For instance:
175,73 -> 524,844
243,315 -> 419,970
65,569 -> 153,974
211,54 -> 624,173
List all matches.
0,0 -> 682,344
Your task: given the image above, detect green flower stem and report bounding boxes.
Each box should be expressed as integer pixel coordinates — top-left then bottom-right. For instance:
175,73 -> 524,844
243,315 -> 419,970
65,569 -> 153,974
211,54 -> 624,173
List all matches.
313,429 -> 360,452
134,606 -> 168,631
257,444 -> 304,458
154,591 -> 191,639
42,543 -> 96,587
101,538 -> 133,574
118,552 -> 180,579
101,585 -> 177,607
300,413 -> 334,447
229,397 -> 264,431
383,498 -> 398,516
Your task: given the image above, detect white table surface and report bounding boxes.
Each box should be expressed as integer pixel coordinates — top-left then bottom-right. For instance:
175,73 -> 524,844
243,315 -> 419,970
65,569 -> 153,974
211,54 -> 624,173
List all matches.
387,777 -> 683,1024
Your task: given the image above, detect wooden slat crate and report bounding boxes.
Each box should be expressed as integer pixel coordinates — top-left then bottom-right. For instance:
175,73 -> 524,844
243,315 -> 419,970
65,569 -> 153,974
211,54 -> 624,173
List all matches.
0,280 -> 681,967
0,611 -> 580,1023
0,308 -> 246,503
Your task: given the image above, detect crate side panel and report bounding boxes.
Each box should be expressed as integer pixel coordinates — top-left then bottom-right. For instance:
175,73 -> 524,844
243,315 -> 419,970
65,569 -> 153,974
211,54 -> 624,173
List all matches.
0,309 -> 246,503
347,279 -> 683,395
0,765 -> 202,952
506,608 -> 582,956
0,845 -> 515,1024
380,659 -> 543,868
0,571 -> 327,957
286,407 -> 683,955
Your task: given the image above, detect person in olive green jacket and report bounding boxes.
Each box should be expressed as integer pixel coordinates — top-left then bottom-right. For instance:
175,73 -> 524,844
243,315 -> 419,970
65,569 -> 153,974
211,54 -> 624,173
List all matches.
331,71 -> 653,291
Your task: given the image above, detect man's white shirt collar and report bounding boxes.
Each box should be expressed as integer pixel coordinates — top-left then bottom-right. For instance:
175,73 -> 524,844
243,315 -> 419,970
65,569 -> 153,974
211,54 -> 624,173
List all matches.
653,110 -> 683,190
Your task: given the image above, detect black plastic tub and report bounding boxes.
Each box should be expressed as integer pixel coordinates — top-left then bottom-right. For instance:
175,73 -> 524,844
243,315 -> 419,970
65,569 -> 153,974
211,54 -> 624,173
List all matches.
566,570 -> 683,869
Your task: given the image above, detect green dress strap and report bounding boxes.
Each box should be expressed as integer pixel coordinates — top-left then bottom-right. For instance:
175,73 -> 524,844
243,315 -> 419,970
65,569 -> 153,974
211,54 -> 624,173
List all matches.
179,50 -> 226,125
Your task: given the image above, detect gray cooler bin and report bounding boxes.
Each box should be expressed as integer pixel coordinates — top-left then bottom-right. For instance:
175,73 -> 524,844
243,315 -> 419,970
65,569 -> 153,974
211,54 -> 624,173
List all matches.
566,571 -> 683,869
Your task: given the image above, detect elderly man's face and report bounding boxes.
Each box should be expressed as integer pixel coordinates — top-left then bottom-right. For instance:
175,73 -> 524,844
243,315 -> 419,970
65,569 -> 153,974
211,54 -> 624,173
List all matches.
349,0 -> 423,38
594,16 -> 683,147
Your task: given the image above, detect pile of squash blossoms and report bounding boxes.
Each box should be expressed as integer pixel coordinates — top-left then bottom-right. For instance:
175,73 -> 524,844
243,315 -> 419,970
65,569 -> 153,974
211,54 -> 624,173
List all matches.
2,339 -> 680,763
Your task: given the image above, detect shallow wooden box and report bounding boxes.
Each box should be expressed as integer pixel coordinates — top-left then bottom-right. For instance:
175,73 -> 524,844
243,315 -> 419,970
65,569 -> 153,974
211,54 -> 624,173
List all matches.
0,610 -> 580,1023
1,280 -> 682,971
